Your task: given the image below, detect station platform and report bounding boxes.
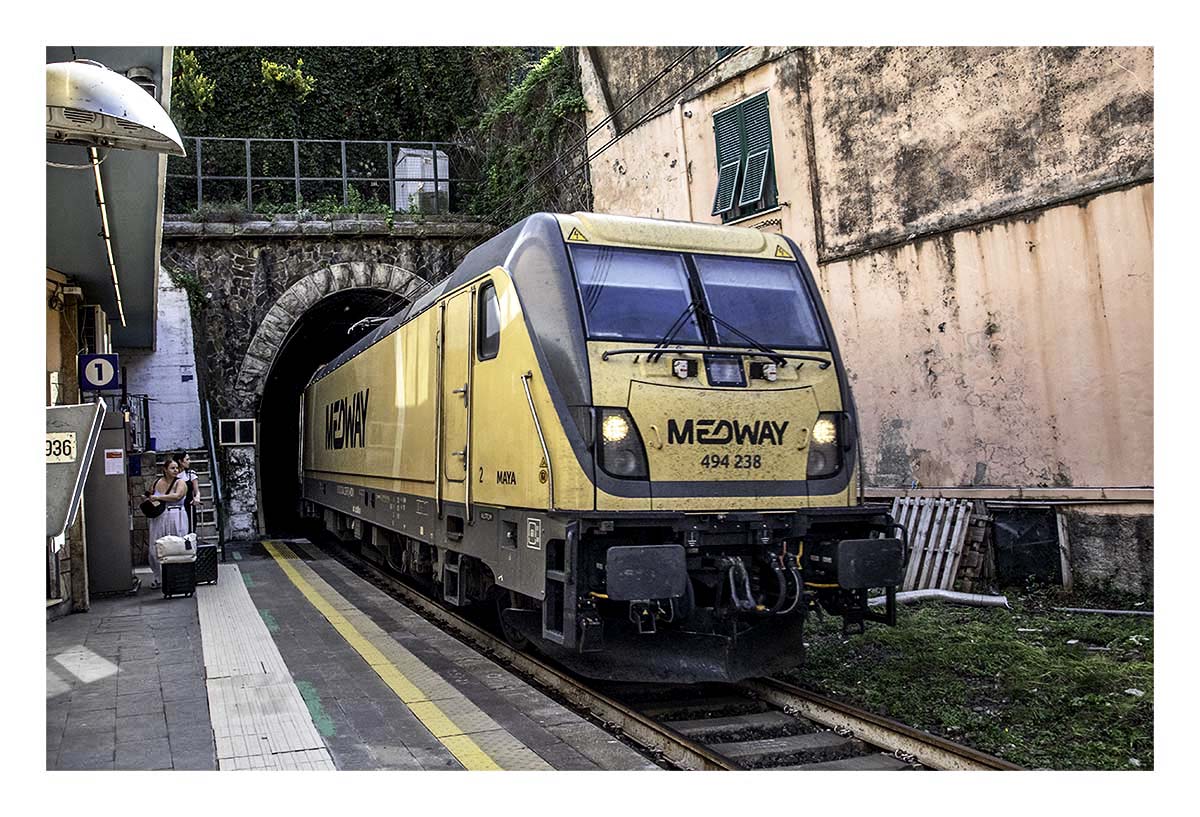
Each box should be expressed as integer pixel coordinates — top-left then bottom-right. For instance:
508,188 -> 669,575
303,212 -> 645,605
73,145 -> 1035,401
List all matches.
46,538 -> 659,771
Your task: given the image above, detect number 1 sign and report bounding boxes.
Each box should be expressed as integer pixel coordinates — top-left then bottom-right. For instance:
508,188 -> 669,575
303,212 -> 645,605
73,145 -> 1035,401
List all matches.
78,353 -> 120,392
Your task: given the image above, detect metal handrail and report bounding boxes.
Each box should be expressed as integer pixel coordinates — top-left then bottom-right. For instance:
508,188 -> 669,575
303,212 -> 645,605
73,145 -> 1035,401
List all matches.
520,371 -> 555,512
166,136 -> 474,214
203,398 -> 225,544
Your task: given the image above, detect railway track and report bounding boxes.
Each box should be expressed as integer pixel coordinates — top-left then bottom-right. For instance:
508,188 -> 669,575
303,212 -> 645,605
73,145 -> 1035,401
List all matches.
300,536 -> 1020,771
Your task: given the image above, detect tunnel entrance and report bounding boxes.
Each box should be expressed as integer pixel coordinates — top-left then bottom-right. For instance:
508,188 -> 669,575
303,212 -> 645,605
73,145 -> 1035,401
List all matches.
257,287 -> 410,535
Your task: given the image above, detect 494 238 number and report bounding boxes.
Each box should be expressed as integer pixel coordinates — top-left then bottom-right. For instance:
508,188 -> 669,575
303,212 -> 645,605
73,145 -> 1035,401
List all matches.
700,453 -> 762,469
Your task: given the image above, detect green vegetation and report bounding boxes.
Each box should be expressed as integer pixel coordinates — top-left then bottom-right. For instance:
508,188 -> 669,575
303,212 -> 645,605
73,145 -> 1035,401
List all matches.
167,46 -> 591,223
187,187 -> 394,224
780,590 -> 1153,770
171,46 -> 485,141
171,49 -> 215,122
260,57 -> 317,99
165,266 -> 206,319
469,46 -> 591,224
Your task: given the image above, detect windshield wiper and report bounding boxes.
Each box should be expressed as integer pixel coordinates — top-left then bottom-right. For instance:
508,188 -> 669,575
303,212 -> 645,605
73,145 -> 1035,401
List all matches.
600,301 -> 831,369
644,302 -> 700,363
700,308 -> 789,366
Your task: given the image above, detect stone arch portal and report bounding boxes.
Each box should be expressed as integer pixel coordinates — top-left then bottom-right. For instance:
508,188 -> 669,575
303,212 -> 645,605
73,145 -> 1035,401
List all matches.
234,261 -> 431,412
224,261 -> 433,540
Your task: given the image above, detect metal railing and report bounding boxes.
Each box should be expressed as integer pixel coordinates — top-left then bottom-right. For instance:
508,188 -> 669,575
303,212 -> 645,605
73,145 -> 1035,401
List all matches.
166,136 -> 476,216
203,398 -> 225,545
102,394 -> 151,452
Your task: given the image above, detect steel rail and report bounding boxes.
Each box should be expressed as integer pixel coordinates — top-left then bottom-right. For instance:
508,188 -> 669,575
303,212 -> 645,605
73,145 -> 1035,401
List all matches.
315,539 -> 737,770
740,678 -> 1022,770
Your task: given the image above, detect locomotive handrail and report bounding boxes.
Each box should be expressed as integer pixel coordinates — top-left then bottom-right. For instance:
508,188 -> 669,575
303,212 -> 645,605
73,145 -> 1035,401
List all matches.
520,371 -> 555,512
465,288 -> 477,525
435,311 -> 444,519
600,347 -> 832,368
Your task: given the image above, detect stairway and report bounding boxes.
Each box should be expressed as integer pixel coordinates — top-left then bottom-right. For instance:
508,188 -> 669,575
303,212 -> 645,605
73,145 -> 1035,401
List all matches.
155,448 -> 219,547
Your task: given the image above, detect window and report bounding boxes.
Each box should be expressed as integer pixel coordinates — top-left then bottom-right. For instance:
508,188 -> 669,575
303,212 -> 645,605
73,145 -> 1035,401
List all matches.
715,47 -> 741,60
570,245 -> 703,343
219,418 -> 256,446
477,282 -> 500,360
710,92 -> 777,222
692,254 -> 826,349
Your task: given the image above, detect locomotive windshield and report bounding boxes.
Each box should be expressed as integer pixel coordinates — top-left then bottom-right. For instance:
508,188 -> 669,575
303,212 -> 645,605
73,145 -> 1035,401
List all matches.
571,245 -> 704,343
692,254 -> 826,349
569,243 -> 826,349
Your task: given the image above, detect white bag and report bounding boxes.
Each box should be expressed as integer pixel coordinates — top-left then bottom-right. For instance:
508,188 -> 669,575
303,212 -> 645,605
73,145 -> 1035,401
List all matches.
156,534 -> 196,562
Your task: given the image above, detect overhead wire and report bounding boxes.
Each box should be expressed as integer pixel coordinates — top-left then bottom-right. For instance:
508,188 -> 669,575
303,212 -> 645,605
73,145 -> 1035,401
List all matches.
476,47 -> 700,227
417,47 -> 729,288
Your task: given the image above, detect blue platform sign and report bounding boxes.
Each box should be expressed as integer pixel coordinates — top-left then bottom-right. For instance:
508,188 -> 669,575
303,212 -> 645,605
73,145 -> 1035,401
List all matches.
79,353 -> 120,392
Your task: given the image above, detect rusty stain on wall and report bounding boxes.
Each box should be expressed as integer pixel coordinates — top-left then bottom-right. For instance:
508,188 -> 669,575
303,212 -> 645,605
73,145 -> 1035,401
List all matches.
822,184 -> 1152,490
581,46 -> 1153,497
807,47 -> 1153,257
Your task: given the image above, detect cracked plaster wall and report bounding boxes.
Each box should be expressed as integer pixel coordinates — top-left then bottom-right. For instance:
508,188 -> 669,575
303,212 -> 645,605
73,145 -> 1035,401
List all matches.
582,46 -> 1153,494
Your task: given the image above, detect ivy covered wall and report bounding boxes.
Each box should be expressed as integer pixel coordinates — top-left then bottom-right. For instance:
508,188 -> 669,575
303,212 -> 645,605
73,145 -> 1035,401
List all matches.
168,46 -> 591,223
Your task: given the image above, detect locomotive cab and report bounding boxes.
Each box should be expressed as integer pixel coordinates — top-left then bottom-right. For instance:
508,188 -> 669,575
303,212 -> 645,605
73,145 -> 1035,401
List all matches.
527,214 -> 906,680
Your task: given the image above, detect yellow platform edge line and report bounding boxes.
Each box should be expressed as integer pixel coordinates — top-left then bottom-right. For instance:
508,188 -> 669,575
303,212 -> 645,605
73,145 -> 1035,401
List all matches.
261,540 -> 503,771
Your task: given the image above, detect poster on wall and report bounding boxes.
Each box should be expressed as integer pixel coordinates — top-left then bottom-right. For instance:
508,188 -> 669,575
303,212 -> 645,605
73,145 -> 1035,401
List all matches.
103,449 -> 124,476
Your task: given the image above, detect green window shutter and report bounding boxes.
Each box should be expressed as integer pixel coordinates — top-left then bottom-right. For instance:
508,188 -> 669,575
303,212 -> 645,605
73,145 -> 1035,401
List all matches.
738,94 -> 772,207
711,106 -> 742,215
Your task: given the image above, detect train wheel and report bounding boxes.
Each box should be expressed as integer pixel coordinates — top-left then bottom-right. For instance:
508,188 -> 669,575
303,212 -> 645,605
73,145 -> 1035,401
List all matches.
496,591 -> 531,650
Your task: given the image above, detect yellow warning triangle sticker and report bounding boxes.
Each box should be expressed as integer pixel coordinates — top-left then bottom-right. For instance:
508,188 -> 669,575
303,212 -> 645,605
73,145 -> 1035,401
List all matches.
567,228 -> 589,242
775,244 -> 793,259
538,455 -> 548,468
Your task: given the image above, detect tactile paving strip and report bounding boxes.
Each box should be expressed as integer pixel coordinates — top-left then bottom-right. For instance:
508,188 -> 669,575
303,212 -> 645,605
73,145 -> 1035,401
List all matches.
196,563 -> 336,771
264,540 -> 552,770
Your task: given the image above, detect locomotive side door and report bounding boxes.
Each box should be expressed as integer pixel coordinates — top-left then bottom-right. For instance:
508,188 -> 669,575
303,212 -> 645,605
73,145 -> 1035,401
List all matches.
440,289 -> 473,508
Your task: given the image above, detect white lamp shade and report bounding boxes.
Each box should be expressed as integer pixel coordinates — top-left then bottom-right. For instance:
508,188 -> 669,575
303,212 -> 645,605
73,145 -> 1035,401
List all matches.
46,60 -> 186,157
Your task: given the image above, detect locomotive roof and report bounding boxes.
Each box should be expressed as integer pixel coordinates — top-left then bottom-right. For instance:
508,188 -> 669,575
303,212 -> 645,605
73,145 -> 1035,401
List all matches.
308,211 -> 791,389
310,213 -> 574,385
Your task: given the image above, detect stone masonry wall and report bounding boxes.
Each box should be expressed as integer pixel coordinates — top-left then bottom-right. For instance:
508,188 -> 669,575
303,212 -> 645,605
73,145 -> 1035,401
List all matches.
161,217 -> 490,541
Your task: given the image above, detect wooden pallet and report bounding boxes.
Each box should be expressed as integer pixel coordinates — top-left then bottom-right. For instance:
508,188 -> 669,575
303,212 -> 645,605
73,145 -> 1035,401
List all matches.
890,497 -> 973,591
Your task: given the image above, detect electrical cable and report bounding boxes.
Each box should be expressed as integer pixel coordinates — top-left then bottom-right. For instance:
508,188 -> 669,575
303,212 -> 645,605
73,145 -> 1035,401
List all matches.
480,47 -> 699,225
48,147 -> 109,171
400,49 -> 731,300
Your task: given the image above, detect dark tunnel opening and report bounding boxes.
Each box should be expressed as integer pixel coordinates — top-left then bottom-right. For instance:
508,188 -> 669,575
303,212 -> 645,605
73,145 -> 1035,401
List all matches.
258,287 -> 410,535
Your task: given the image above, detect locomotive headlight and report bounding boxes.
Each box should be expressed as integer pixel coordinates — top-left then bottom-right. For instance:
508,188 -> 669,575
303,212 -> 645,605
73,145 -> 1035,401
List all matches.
812,417 -> 838,445
602,414 -> 630,443
807,412 -> 843,479
597,408 -> 649,480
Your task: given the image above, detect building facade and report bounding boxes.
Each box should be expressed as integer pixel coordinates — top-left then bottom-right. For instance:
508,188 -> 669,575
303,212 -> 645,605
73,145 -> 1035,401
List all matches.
579,46 -> 1153,594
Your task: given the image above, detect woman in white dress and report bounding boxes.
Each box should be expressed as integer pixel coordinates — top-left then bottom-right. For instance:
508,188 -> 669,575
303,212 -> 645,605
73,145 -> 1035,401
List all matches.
144,456 -> 188,588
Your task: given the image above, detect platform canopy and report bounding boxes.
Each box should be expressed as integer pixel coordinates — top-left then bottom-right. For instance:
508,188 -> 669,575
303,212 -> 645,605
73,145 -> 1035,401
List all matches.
46,46 -> 175,349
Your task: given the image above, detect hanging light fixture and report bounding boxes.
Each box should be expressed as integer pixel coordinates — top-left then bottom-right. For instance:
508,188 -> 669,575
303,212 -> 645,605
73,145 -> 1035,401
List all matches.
46,59 -> 185,156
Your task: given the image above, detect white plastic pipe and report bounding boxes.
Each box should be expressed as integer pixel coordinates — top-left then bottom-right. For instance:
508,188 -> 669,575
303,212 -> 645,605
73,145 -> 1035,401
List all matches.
1051,606 -> 1153,617
867,589 -> 1011,609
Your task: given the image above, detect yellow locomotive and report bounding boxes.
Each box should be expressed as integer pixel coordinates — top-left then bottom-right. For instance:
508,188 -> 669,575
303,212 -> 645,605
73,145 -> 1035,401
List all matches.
301,212 -> 904,682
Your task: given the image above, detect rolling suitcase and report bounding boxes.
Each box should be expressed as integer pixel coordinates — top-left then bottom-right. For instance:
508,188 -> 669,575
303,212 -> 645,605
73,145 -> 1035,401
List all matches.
157,534 -> 197,599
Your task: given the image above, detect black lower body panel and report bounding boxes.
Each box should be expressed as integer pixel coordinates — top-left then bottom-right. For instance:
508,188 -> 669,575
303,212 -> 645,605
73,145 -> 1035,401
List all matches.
518,614 -> 807,683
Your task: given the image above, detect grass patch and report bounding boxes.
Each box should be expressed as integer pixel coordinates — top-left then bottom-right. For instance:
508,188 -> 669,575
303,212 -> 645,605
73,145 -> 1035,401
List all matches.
777,590 -> 1153,770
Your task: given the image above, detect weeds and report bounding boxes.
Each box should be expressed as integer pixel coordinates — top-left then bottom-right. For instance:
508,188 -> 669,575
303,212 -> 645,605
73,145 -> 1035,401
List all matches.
186,187 -> 394,226
779,593 -> 1153,769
